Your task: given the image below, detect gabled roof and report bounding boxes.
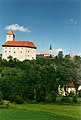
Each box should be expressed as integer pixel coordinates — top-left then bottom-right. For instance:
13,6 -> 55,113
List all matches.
77,80 -> 81,85
7,29 -> 14,35
66,82 -> 75,88
2,41 -> 37,49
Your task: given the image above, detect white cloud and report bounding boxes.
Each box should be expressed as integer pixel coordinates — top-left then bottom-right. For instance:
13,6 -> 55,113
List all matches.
53,48 -> 70,56
78,53 -> 81,56
5,24 -> 31,32
53,48 -> 63,54
69,18 -> 77,29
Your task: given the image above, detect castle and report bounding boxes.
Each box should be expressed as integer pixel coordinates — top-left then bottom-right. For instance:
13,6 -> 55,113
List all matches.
2,29 -> 37,61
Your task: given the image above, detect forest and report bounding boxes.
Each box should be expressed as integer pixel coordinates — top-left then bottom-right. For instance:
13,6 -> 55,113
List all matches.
0,51 -> 81,103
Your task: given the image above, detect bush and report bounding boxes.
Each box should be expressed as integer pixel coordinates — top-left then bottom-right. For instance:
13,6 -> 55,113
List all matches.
45,91 -> 57,103
1,100 -> 10,108
72,95 -> 78,103
51,91 -> 57,102
78,90 -> 81,97
14,95 -> 24,104
61,96 -> 71,103
69,91 -> 74,97
0,91 -> 3,105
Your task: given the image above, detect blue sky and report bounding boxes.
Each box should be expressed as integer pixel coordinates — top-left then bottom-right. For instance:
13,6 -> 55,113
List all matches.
0,0 -> 81,56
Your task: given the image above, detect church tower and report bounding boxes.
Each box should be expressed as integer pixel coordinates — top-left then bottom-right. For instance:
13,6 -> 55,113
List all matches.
6,29 -> 15,42
49,44 -> 52,54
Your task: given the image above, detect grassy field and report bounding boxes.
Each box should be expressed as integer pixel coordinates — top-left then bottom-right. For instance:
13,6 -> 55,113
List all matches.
0,104 -> 81,120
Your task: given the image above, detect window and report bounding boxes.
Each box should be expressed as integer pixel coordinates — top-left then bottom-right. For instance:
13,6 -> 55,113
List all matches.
20,51 -> 22,53
28,55 -> 29,57
28,51 -> 29,53
17,48 -> 19,49
5,51 -> 7,53
5,47 -> 7,49
9,51 -> 11,53
14,51 -> 16,53
9,47 -> 11,49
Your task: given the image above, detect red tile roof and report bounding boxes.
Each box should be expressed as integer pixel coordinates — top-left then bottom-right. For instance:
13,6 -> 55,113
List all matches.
2,41 -> 37,49
66,82 -> 75,88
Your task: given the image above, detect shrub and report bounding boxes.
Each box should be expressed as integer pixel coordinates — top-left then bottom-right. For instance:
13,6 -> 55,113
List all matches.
51,91 -> 57,102
61,96 -> 71,103
69,91 -> 74,97
45,91 -> 57,103
0,91 -> 3,105
1,100 -> 10,108
72,95 -> 78,103
78,90 -> 81,97
14,95 -> 24,104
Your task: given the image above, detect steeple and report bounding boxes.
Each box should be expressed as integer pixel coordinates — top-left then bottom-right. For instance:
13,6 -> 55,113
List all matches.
6,29 -> 15,42
49,44 -> 52,50
7,28 -> 14,35
49,44 -> 52,54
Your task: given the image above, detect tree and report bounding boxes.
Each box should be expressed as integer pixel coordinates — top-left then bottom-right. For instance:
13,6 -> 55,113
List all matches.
58,51 -> 63,61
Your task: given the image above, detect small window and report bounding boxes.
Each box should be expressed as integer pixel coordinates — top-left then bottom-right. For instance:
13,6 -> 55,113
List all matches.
13,47 -> 15,49
20,51 -> 22,53
5,47 -> 7,49
9,35 -> 11,37
9,51 -> 11,53
28,55 -> 29,57
14,51 -> 16,53
28,51 -> 29,53
9,47 -> 11,49
17,48 -> 19,49
22,48 -> 23,49
5,51 -> 7,53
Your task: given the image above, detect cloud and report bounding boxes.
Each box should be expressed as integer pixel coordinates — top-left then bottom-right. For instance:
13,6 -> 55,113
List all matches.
5,24 -> 31,32
69,18 -> 77,29
53,48 -> 70,56
78,53 -> 81,56
53,48 -> 63,54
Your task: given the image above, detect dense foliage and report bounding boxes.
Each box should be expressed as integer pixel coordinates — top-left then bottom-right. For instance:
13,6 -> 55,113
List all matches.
0,53 -> 81,103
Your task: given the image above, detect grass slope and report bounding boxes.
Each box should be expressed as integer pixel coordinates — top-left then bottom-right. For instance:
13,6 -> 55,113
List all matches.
0,104 -> 81,120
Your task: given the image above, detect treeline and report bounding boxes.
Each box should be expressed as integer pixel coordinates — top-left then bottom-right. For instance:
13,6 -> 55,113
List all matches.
0,52 -> 81,103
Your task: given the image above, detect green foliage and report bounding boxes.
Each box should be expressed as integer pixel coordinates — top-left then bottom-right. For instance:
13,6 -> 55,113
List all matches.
0,56 -> 81,103
14,95 -> 24,104
46,91 -> 57,103
61,96 -> 71,103
1,100 -> 10,108
68,91 -> 75,97
78,90 -> 81,97
72,95 -> 78,103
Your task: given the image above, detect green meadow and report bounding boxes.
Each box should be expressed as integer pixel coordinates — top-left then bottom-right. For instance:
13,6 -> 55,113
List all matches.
0,104 -> 81,120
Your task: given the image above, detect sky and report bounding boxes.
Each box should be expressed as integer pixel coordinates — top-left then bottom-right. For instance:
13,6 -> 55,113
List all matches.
0,0 -> 81,56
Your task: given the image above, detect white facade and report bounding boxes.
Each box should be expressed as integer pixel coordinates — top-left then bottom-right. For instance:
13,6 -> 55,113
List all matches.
2,29 -> 36,61
2,46 -> 36,61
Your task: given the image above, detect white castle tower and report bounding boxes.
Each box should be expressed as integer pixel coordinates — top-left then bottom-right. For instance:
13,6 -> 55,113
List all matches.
6,29 -> 15,42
